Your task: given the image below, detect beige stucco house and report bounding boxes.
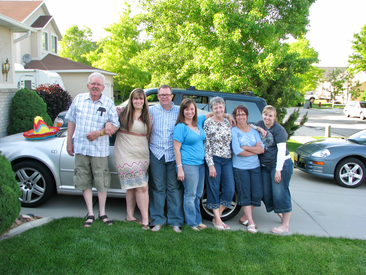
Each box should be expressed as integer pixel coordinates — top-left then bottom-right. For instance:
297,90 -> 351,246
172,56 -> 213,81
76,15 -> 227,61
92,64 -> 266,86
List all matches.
0,0 -> 117,137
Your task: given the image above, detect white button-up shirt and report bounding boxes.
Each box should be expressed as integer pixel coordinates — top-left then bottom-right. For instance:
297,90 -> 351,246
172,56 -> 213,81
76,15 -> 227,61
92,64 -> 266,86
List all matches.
65,93 -> 120,157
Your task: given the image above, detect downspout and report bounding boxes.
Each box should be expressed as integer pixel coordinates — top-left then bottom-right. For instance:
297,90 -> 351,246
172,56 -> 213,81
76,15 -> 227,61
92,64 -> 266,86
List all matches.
13,30 -> 32,44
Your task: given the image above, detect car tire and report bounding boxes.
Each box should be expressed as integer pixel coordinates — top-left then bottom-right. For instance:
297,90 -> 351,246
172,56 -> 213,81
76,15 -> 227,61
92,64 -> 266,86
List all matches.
200,187 -> 240,222
335,157 -> 366,188
360,113 -> 365,120
345,111 -> 349,117
13,160 -> 55,207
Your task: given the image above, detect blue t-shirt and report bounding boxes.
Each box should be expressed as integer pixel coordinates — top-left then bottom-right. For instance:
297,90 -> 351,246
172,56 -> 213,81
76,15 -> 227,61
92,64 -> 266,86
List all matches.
173,115 -> 206,165
231,127 -> 264,170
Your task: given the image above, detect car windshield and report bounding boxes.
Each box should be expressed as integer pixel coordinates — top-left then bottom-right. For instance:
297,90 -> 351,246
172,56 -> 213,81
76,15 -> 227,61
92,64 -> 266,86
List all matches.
347,130 -> 366,145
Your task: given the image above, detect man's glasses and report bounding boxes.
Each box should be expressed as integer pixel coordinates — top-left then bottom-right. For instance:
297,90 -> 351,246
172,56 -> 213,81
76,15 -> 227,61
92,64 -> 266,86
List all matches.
158,94 -> 172,97
89,82 -> 104,87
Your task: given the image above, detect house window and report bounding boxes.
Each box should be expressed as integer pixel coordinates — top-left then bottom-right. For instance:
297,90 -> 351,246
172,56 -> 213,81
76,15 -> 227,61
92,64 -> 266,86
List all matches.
42,32 -> 48,50
51,35 -> 57,53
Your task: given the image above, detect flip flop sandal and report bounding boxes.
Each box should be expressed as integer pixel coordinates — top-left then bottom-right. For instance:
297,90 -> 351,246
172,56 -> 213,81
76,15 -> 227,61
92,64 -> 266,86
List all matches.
247,224 -> 257,234
84,215 -> 95,227
239,219 -> 249,226
172,226 -> 182,233
198,223 -> 207,229
151,225 -> 162,232
270,227 -> 289,235
222,222 -> 230,230
99,214 -> 113,225
125,218 -> 141,224
142,224 -> 150,230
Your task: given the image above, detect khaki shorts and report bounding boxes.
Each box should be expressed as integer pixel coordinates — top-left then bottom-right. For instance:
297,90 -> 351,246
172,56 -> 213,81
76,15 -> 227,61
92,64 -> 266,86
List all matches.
74,154 -> 111,192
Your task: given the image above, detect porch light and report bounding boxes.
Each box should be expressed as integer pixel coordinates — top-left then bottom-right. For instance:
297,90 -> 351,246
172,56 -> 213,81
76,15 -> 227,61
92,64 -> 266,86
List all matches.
2,58 -> 10,82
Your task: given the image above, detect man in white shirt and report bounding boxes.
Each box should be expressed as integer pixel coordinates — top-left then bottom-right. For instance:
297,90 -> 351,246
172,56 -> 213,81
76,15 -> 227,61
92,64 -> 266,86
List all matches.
66,72 -> 119,227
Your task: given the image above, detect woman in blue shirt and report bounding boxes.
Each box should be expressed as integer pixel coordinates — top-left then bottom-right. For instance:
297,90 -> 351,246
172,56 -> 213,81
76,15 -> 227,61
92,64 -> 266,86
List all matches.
173,98 -> 207,231
231,105 -> 264,234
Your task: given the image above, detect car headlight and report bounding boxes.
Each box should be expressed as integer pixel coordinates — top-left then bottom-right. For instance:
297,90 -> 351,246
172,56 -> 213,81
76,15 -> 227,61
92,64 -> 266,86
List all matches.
311,149 -> 331,158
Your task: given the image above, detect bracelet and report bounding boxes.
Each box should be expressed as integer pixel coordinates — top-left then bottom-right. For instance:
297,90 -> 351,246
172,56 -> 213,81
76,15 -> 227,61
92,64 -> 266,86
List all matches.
177,164 -> 182,168
100,130 -> 104,136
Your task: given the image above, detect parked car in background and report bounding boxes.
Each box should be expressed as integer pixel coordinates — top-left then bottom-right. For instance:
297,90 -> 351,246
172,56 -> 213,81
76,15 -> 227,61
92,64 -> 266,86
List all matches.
294,129 -> 366,188
344,101 -> 366,120
7,87 -> 266,221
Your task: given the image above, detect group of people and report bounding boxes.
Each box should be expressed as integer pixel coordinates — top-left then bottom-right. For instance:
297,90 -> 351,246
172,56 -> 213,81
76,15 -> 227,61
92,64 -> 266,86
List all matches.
65,72 -> 293,235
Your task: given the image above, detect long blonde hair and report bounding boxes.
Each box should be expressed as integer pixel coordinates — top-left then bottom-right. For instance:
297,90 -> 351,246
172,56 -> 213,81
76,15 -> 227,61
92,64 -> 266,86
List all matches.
120,88 -> 151,136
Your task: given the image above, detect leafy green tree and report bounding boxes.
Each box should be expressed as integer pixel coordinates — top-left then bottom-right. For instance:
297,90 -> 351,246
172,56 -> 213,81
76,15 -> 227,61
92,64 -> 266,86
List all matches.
137,0 -> 316,93
87,6 -> 151,95
344,71 -> 363,101
323,68 -> 346,107
59,25 -> 97,66
349,24 -> 366,73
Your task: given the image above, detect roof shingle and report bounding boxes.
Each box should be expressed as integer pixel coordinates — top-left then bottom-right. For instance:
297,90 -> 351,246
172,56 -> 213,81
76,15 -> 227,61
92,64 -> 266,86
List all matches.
0,1 -> 43,22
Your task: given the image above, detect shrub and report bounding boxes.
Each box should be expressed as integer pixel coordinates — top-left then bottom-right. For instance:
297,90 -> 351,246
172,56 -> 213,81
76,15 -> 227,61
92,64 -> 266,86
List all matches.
277,107 -> 308,140
0,153 -> 21,235
35,84 -> 72,121
7,88 -> 53,135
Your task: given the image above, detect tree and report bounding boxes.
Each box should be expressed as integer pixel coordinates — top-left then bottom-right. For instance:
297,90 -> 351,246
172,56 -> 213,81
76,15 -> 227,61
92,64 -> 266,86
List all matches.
87,6 -> 151,95
344,71 -> 363,101
59,25 -> 98,66
137,0 -> 316,94
349,24 -> 366,74
323,68 -> 346,107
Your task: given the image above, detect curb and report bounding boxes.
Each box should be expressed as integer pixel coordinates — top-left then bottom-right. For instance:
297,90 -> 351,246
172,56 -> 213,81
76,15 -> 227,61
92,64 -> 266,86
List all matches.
0,217 -> 54,241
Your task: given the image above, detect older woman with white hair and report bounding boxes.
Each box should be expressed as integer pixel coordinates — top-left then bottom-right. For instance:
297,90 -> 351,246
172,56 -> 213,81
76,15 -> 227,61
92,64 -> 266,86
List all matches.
203,97 -> 235,230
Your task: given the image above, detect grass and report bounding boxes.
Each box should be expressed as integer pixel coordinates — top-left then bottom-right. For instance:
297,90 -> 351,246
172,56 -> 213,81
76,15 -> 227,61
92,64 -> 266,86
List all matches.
0,218 -> 365,274
287,139 -> 302,161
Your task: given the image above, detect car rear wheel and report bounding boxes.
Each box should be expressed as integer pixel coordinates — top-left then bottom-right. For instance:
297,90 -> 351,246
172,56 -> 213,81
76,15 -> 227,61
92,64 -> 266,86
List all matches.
200,188 -> 240,221
345,111 -> 349,117
335,158 -> 366,188
360,112 -> 365,120
13,161 -> 55,207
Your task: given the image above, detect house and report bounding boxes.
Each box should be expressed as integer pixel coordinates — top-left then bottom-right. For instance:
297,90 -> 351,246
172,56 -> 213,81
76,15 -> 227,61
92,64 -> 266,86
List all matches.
0,13 -> 36,137
0,0 -> 117,137
306,67 -> 366,103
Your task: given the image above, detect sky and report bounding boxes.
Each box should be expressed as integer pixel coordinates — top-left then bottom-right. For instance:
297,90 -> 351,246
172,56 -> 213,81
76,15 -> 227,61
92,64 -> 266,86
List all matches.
45,0 -> 366,67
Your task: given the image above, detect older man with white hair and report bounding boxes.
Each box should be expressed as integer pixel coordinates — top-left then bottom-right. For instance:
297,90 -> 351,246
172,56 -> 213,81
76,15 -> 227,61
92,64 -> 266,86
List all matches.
65,72 -> 120,227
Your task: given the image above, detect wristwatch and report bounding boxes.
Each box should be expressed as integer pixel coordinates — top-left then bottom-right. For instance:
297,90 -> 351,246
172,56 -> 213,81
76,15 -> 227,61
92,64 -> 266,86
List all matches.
100,130 -> 104,136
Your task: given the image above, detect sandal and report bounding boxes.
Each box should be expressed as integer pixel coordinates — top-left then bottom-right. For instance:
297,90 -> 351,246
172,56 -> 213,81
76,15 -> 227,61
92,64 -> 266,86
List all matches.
247,224 -> 257,234
125,218 -> 141,224
142,224 -> 150,230
198,223 -> 207,230
239,219 -> 249,226
84,215 -> 95,227
213,223 -> 225,231
172,226 -> 182,233
151,225 -> 162,232
191,227 -> 200,231
99,214 -> 113,225
222,222 -> 230,230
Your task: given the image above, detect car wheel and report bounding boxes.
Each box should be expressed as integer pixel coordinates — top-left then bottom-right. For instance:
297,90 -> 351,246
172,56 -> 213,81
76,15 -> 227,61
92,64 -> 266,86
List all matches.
13,160 -> 55,207
200,188 -> 240,221
345,111 -> 349,117
360,112 -> 365,120
335,158 -> 366,188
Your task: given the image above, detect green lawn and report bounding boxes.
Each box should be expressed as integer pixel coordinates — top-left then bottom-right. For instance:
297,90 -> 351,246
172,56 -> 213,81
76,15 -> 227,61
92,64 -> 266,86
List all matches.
0,218 -> 365,274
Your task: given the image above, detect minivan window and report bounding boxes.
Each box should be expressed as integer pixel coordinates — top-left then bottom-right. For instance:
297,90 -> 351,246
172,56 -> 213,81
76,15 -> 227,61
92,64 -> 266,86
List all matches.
182,95 -> 209,111
225,100 -> 263,124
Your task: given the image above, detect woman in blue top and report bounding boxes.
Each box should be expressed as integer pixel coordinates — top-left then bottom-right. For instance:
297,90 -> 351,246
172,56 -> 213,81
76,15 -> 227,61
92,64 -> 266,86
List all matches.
173,98 -> 208,231
231,105 -> 264,234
